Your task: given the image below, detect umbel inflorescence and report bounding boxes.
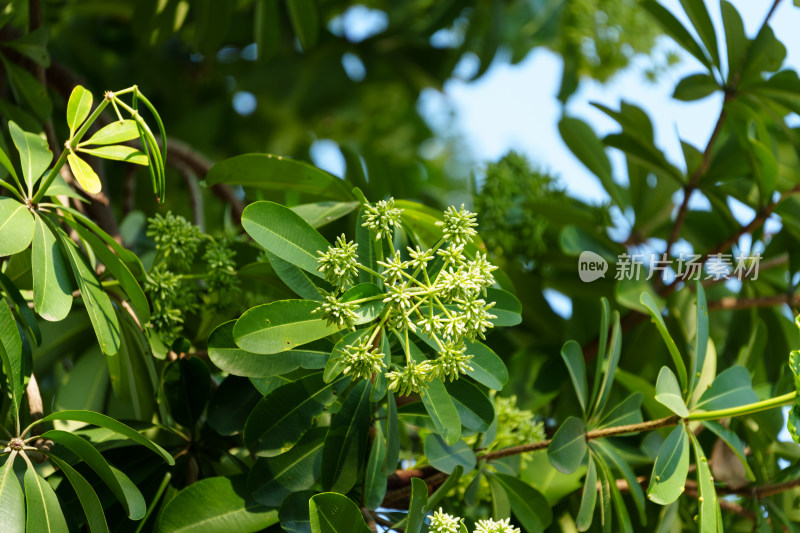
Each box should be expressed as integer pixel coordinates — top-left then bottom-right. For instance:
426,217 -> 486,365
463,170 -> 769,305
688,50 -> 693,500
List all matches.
314,199 -> 499,397
430,508 -> 521,533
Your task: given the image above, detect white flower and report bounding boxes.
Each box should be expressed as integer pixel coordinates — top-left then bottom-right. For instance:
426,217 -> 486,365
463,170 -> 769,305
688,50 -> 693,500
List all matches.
474,518 -> 520,533
437,204 -> 478,245
429,507 -> 461,533
377,250 -> 409,284
362,199 -> 403,239
407,245 -> 435,269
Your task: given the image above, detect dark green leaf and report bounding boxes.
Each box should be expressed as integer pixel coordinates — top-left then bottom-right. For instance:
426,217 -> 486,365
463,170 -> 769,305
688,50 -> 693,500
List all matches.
591,440 -> 646,526
701,420 -> 754,481
642,1 -> 712,70
424,433 -> 476,474
695,366 -> 759,412
162,357 -> 211,428
591,310 -> 622,418
292,201 -> 360,228
426,464 -> 463,511
207,376 -> 262,436
5,27 -> 50,67
321,380 -> 371,493
445,378 -> 494,433
0,297 -> 25,417
233,300 -> 340,354
492,473 -> 553,533
406,478 -> 428,533
309,492 -> 369,533
383,392 -> 399,475
655,366 -> 689,418
254,0 -> 280,62
679,0 -> 720,67
548,416 -> 587,474
279,490 -> 314,533
647,423 -> 690,505
265,250 -> 329,301
364,424 -> 387,509
24,465 -> 69,533
673,73 -> 719,101
561,340 -> 588,413
721,1 -> 746,84
287,0 -> 319,50
689,431 -> 720,533
464,340 -> 507,391
559,117 -> 622,207
691,282 -> 708,398
486,288 -> 522,326
421,378 -> 461,446
3,59 -> 51,121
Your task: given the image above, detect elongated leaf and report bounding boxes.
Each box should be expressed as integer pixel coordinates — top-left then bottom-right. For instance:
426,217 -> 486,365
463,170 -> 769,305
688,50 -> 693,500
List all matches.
559,117 -> 622,207
422,377 -> 462,445
561,340 -> 588,413
592,440 -> 646,526
548,416 -> 587,474
0,454 -> 24,533
67,85 -> 93,136
383,392 -> 400,475
0,197 -> 35,256
162,357 -> 211,428
596,393 -> 643,430
244,373 -> 343,456
24,467 -> 69,533
47,455 -> 108,533
0,297 -> 25,416
67,153 -> 101,194
576,454 -> 598,531
78,145 -> 148,165
642,1 -> 711,69
679,0 -> 719,67
425,433 -> 476,474
701,420 -> 754,481
591,311 -> 622,418
321,380 -> 371,493
309,492 -> 370,533
8,120 -> 51,195
597,451 -> 633,533
426,464 -> 463,511
32,215 -> 73,321
159,476 -> 278,533
654,367 -> 689,418
207,154 -> 355,201
37,410 -> 174,464
640,293 -> 687,391
0,272 -> 41,346
464,340 -> 507,391
695,365 -> 759,412
55,229 -> 121,355
5,27 -> 49,67
492,473 -> 553,533
691,282 -> 708,398
279,490 -> 314,533
406,478 -> 428,533
445,378 -> 494,433
249,426 -> 325,507
208,320 -> 326,377
689,432 -> 719,533
265,249 -> 328,300
721,1 -> 746,83
234,300 -> 341,354
3,58 -> 51,121
254,0 -> 280,62
364,424 -> 387,509
673,73 -> 719,101
287,0 -> 318,50
82,120 -> 140,146
647,423 -> 690,505
291,201 -> 360,228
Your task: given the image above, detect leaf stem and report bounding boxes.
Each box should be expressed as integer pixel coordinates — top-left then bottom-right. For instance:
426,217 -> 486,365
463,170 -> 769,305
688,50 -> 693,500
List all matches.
687,391 -> 796,421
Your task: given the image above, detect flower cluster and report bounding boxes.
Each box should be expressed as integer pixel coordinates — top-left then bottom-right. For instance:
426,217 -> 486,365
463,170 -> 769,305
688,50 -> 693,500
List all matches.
428,508 -> 520,533
146,211 -> 202,268
316,198 -> 502,397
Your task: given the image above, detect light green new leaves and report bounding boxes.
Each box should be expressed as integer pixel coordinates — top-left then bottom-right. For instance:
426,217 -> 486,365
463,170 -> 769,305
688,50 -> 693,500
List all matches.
0,197 -> 34,256
694,366 -> 759,412
78,145 -> 148,165
548,416 -> 587,474
32,215 -> 72,321
0,454 -> 24,533
159,476 -> 278,533
23,463 -> 69,533
309,493 -> 370,533
242,201 -> 331,278
654,367 -> 689,418
647,423 -> 690,505
67,85 -> 93,137
640,293 -> 687,392
83,120 -> 141,146
424,433 -> 476,474
561,340 -> 587,413
67,153 -> 101,194
8,120 -> 52,196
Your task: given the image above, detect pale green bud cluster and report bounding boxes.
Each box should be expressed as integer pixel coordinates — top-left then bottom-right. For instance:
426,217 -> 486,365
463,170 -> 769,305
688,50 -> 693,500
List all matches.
362,198 -> 402,239
341,336 -> 386,380
317,234 -> 359,290
429,508 -> 520,533
314,293 -> 358,329
437,204 -> 478,245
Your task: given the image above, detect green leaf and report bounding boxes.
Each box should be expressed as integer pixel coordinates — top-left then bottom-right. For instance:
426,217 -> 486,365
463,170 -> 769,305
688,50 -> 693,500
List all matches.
321,380 -> 371,493
0,197 -> 35,256
44,429 -> 145,519
561,340 -> 588,413
242,201 -> 331,278
424,433 -> 476,474
78,145 -> 148,165
32,215 -> 73,321
324,328 -> 370,383
8,121 -> 52,196
654,366 -> 689,418
206,154 -> 355,201
248,426 -> 325,507
342,283 -> 385,323
207,376 -> 262,436
591,440 -> 646,526
54,347 -> 108,415
233,300 -> 340,354
486,288 -> 522,326
0,454 -> 24,533
591,310 -> 622,418
559,117 -> 622,208
673,73 -> 719,101
82,120 -> 140,146
576,454 -> 598,531
36,410 -> 174,465
0,145 -> 21,189
159,476 -> 278,533
603,132 -> 684,185
445,378 -> 495,433
3,59 -> 51,122
464,340 -> 508,391
309,493 -> 370,533
701,420 -> 754,481
254,0 -> 280,62
695,365 -> 759,412
243,373 -> 343,456
383,392 -> 400,475
647,422 -> 690,505
162,357 -> 211,428
265,250 -> 328,300
688,431 -> 720,533
364,424 -> 388,509
640,293 -> 688,392
595,451 -> 633,533
55,229 -> 121,355
0,297 -> 25,417
421,377 -> 461,445
642,1 -> 712,70
5,27 -> 50,68
491,473 -> 553,533
426,464 -> 463,511
596,393 -> 644,430
287,0 -> 319,50
291,201 -> 360,228
721,1 -> 746,85
406,478 -> 428,533
47,455 -> 108,533
66,85 -> 93,136
23,464 -> 69,533
279,490 -> 314,533
691,282 -> 708,399
548,416 -> 588,474
67,153 -> 101,194
679,0 -> 720,67
208,320 -> 326,377
0,272 -> 41,346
